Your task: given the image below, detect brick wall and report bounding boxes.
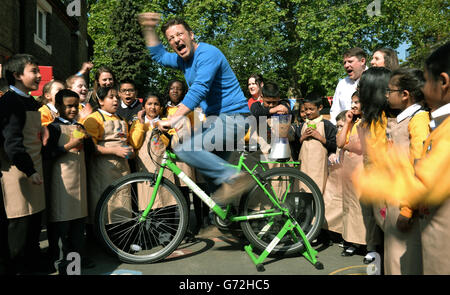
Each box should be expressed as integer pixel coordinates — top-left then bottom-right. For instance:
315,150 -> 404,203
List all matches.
0,0 -> 20,64
1,0 -> 90,81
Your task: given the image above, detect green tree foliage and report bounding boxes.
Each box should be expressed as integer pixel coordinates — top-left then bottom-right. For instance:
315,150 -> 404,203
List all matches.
87,0 -> 116,69
399,0 -> 450,68
109,0 -> 153,94
88,0 -> 153,94
87,0 -> 449,98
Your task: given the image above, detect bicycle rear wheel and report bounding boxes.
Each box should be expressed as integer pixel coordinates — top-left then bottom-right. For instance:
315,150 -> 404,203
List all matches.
95,172 -> 189,264
240,167 -> 324,255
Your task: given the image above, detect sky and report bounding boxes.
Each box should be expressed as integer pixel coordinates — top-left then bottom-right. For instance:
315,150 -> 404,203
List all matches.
397,41 -> 410,63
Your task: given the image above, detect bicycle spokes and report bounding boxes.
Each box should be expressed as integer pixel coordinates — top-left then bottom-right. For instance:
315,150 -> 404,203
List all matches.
96,174 -> 189,263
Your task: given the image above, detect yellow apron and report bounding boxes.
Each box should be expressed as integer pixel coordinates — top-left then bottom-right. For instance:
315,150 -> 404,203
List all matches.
1,111 -> 46,218
47,124 -> 88,222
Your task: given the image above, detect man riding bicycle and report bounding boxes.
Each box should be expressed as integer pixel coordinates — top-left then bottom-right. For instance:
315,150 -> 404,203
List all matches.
138,13 -> 254,204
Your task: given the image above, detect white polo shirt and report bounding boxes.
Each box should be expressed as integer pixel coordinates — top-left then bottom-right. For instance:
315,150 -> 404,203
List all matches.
329,77 -> 359,125
329,66 -> 368,125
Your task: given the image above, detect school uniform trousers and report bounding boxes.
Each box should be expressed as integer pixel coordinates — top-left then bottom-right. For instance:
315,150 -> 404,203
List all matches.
0,182 -> 9,274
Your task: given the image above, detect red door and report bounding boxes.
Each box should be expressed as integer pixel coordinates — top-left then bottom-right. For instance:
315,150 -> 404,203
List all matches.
30,66 -> 53,97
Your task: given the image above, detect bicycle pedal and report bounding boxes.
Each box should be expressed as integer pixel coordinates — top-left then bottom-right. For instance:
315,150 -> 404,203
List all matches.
213,206 -> 235,230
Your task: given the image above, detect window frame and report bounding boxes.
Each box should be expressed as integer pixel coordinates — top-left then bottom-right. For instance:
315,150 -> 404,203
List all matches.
33,0 -> 53,54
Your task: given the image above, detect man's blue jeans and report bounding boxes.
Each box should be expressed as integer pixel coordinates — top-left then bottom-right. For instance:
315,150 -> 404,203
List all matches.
174,113 -> 250,192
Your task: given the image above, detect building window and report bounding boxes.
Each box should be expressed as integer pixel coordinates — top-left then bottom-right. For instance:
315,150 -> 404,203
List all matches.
34,0 -> 52,54
36,6 -> 46,42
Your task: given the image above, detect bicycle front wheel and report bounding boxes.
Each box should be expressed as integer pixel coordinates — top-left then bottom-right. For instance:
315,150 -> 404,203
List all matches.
240,167 -> 324,255
95,172 -> 189,264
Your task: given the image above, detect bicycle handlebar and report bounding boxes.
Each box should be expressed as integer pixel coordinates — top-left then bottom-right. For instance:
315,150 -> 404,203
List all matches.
150,127 -> 173,146
145,127 -> 175,169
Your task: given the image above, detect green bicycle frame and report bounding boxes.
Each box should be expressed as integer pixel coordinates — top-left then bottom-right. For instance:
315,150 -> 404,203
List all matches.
139,150 -> 289,222
137,149 -> 321,270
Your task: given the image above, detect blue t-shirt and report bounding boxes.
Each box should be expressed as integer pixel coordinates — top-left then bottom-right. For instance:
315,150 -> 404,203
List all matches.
148,43 -> 249,116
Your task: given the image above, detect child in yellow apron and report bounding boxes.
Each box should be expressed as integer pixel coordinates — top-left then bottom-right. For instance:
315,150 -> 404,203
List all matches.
38,80 -> 65,126
165,80 -> 197,191
42,89 -> 95,273
166,80 -> 208,236
383,68 -> 430,275
357,67 -> 392,264
82,86 -> 133,224
336,92 -> 366,256
129,93 -> 176,210
129,92 -> 194,242
416,44 -> 450,274
355,42 -> 450,274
